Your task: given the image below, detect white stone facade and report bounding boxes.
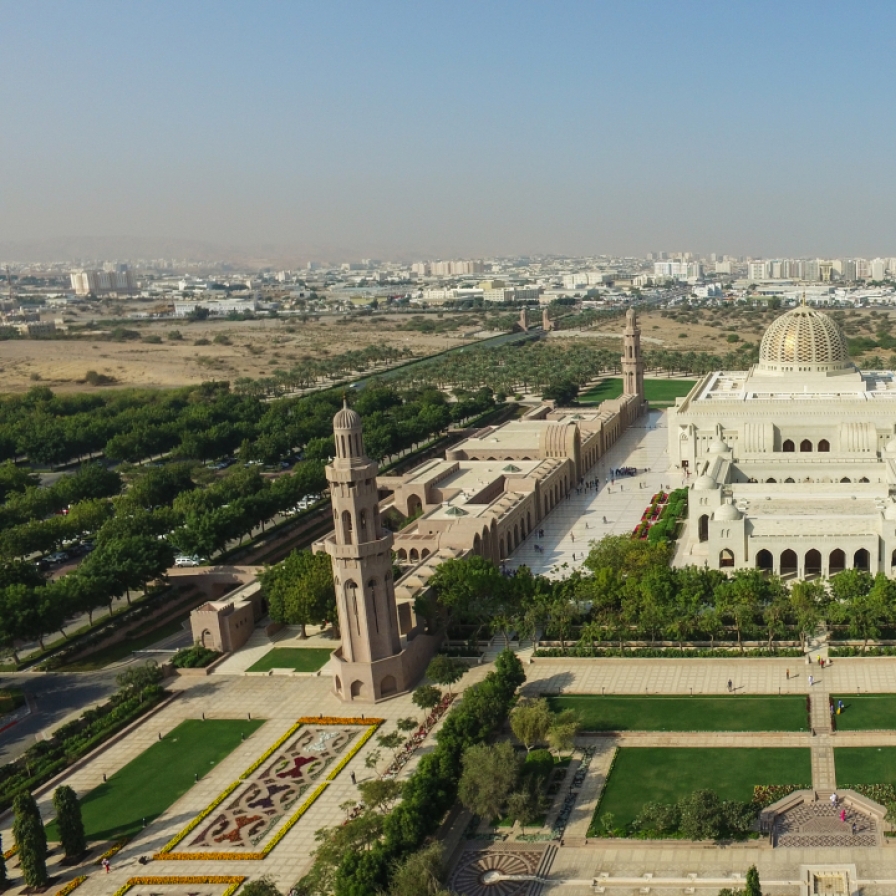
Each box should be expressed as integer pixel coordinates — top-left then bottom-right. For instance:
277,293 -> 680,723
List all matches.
670,305 -> 896,577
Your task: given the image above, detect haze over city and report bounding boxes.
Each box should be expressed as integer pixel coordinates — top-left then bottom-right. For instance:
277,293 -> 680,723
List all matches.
4,1 -> 896,262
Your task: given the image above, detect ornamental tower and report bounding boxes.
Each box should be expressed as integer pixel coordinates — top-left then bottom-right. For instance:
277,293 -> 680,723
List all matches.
323,402 -> 431,702
622,306 -> 645,402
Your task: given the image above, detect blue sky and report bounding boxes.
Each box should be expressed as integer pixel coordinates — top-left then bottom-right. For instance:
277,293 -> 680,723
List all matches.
2,1 -> 896,261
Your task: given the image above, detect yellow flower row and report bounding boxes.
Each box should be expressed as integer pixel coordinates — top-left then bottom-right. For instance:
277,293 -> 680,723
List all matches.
111,875 -> 244,896
297,716 -> 384,726
53,875 -> 87,896
95,838 -> 128,864
155,719 -> 380,861
155,779 -> 241,854
3,844 -> 18,860
239,720 -> 303,780
326,720 -> 381,781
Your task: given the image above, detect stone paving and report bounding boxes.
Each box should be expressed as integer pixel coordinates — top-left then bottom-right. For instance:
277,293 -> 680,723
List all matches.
508,410 -> 681,579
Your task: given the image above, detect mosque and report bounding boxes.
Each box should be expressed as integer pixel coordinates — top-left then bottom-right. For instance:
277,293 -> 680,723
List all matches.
670,302 -> 896,578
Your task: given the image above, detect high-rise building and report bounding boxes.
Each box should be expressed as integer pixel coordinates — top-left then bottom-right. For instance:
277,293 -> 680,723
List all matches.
70,266 -> 136,296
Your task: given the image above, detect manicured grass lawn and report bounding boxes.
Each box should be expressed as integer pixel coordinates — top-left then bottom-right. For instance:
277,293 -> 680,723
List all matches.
45,719 -> 264,842
594,747 -> 810,830
830,695 -> 896,731
549,695 -> 807,732
835,747 -> 896,785
247,647 -> 332,673
578,378 -> 696,406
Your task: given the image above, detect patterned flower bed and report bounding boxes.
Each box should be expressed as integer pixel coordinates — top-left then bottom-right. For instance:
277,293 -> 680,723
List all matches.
112,876 -> 244,896
382,694 -> 454,780
154,717 -> 382,861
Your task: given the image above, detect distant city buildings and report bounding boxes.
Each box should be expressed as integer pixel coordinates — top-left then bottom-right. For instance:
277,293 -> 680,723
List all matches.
70,264 -> 136,296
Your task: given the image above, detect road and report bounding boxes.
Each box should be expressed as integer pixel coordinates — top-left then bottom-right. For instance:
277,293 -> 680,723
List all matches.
0,670 -> 121,764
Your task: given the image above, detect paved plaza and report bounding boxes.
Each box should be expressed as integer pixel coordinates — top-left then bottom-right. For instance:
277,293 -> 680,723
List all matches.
508,410 -> 682,579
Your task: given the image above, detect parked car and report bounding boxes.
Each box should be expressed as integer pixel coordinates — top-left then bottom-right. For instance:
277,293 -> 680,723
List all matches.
46,551 -> 70,564
174,555 -> 202,568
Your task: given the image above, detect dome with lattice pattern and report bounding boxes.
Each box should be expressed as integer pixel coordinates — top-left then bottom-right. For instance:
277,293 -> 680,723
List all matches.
758,306 -> 851,374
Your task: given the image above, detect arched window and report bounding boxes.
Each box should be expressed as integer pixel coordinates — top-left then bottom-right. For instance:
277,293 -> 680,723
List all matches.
829,549 -> 846,574
719,549 -> 734,568
800,439 -> 813,452
409,548 -> 418,561
859,477 -> 870,483
805,549 -> 822,576
854,548 -> 870,572
783,439 -> 795,452
785,477 -> 795,483
756,549 -> 773,571
698,514 -> 709,543
345,581 -> 360,635
891,548 -> 896,567
840,477 -> 851,483
780,549 -> 798,576
341,510 -> 353,544
766,478 -> 777,484
818,439 -> 830,452
473,533 -> 482,555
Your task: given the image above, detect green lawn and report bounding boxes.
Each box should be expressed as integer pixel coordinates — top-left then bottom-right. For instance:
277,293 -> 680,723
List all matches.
578,378 -> 696,406
247,647 -> 332,673
594,747 -> 810,830
830,695 -> 896,731
45,719 -> 264,842
549,695 -> 807,732
835,747 -> 896,785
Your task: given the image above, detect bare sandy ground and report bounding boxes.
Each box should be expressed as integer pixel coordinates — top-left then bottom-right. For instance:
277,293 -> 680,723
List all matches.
0,315 -> 471,392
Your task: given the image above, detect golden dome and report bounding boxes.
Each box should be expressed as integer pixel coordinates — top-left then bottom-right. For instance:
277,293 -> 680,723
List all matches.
758,306 -> 851,374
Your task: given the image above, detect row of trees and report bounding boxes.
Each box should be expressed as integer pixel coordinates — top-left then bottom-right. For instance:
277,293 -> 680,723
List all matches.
425,537 -> 896,654
0,376 -> 494,471
380,335 -> 759,397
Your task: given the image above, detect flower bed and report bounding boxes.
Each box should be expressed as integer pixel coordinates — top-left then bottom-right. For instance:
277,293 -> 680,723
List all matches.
95,838 -> 129,864
751,784 -> 808,808
382,694 -> 454,780
154,717 -> 383,861
53,875 -> 87,896
112,876 -> 244,896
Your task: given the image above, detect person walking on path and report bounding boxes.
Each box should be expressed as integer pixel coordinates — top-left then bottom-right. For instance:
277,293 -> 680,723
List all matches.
727,679 -> 733,692
350,771 -> 356,785
808,674 -> 814,687
786,669 -> 790,680
102,858 -> 111,874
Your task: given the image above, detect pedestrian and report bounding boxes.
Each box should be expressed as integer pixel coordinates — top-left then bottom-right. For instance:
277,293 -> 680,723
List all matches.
830,792 -> 837,806
840,809 -> 846,824
350,771 -> 356,785
852,821 -> 857,835
602,516 -> 607,524
102,858 -> 111,874
727,679 -> 732,692
786,668 -> 790,680
808,674 -> 814,687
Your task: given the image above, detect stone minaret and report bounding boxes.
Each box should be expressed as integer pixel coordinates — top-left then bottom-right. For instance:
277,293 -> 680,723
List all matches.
325,402 -> 402,666
622,307 -> 645,402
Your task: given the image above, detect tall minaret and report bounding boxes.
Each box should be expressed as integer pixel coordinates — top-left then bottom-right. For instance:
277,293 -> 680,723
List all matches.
622,307 -> 645,402
325,403 -> 402,672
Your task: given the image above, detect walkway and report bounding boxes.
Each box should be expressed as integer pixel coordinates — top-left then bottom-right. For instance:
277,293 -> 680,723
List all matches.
508,410 -> 680,579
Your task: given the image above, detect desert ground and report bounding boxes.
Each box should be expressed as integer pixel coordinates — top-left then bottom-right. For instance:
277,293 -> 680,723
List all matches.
3,302 -> 893,393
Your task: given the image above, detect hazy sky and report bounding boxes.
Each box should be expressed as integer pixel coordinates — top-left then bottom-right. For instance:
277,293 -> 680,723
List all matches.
3,1 -> 896,261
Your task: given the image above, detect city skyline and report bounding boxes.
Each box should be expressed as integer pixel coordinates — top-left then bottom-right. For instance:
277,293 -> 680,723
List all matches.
4,1 -> 896,261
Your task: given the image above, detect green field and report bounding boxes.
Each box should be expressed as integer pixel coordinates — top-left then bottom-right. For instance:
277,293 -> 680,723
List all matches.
835,747 -> 896,785
45,718 -> 264,842
247,647 -> 332,673
593,747 -> 810,830
831,695 -> 896,731
549,695 -> 806,732
578,377 -> 696,406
